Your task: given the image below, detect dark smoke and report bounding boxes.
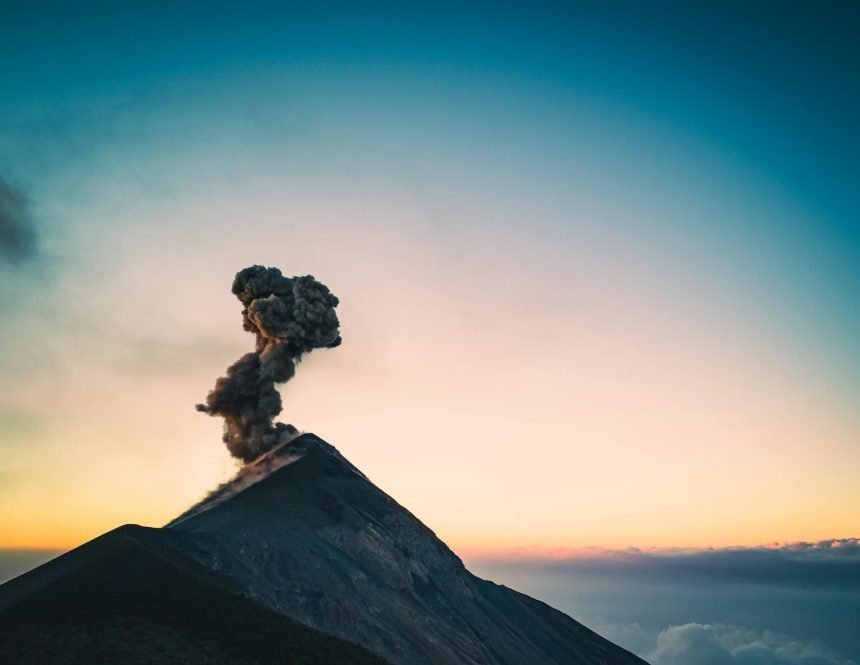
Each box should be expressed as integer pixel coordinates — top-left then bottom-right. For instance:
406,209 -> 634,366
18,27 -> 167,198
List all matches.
0,177 -> 35,262
197,266 -> 341,463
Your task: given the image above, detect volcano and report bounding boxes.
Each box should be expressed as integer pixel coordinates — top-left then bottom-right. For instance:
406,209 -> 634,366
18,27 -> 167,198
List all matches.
0,433 -> 647,665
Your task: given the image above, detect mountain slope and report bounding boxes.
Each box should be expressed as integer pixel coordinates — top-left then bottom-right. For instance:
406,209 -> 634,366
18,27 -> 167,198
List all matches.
166,433 -> 648,665
0,524 -> 388,665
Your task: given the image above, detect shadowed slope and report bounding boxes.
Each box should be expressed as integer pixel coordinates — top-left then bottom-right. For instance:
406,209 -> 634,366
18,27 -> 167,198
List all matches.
0,524 -> 388,665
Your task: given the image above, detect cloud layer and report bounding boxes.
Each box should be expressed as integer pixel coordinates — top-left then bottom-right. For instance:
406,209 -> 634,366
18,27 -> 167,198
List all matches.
469,539 -> 860,661
492,538 -> 860,589
650,623 -> 858,665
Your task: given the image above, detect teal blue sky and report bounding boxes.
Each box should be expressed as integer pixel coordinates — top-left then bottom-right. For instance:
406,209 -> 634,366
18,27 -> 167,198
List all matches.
3,0 -> 857,367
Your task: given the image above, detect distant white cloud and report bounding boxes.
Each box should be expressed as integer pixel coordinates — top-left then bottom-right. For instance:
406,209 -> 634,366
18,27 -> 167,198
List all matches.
649,623 -> 857,665
773,538 -> 860,559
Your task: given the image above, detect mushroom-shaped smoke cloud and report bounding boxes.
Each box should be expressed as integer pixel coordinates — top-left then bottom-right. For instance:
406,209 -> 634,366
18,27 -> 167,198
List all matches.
197,266 -> 341,463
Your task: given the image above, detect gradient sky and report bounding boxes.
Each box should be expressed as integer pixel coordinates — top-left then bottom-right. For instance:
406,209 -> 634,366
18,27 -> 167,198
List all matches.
1,1 -> 858,551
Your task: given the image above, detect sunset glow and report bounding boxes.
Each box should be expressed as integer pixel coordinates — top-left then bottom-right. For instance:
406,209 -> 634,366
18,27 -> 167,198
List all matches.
1,2 -> 857,555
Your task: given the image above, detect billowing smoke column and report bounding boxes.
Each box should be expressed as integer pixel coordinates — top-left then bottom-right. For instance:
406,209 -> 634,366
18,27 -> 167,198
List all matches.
197,266 -> 341,463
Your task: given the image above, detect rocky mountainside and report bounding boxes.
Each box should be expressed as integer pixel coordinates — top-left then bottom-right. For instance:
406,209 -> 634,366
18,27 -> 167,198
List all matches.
0,433 -> 648,665
165,433 -> 647,665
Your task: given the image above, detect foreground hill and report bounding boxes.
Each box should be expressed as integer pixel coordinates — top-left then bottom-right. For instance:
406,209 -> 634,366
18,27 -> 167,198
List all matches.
0,524 -> 387,664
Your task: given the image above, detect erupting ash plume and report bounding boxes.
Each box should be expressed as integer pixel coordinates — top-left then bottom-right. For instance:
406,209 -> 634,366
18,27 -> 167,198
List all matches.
197,266 -> 341,463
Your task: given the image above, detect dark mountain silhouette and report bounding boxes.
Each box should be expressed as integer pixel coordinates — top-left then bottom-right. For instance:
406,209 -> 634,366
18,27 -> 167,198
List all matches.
0,524 -> 387,664
0,433 -> 648,665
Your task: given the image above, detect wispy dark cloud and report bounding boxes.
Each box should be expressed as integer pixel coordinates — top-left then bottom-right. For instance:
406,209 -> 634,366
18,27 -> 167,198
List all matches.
0,177 -> 35,263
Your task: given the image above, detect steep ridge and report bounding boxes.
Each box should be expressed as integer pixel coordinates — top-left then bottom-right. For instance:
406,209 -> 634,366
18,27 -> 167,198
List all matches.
166,433 -> 648,665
